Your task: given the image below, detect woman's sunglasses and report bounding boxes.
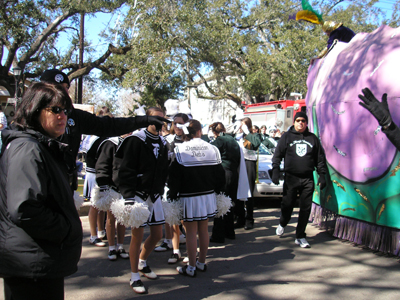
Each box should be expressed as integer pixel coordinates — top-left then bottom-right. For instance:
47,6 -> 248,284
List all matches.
45,106 -> 71,116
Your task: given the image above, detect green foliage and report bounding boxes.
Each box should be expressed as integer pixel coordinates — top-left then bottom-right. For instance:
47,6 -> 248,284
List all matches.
1,0 -> 397,106
0,0 -> 127,96
139,72 -> 184,109
103,0 -> 389,104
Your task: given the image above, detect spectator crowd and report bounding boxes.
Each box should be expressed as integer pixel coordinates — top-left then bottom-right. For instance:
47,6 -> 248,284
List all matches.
0,69 -> 328,299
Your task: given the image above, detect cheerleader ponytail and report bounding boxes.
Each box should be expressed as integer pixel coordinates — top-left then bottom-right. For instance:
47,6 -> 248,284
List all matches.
184,119 -> 202,141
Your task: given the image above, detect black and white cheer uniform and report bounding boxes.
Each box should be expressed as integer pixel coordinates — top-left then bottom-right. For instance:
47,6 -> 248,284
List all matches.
168,138 -> 226,222
115,130 -> 169,226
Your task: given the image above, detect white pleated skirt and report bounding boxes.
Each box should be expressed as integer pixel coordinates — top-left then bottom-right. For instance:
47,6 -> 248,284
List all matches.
136,196 -> 165,227
83,171 -> 96,200
181,193 -> 217,222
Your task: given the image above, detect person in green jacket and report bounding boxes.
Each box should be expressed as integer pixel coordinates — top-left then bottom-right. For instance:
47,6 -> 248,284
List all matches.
209,122 -> 241,243
234,117 -> 262,230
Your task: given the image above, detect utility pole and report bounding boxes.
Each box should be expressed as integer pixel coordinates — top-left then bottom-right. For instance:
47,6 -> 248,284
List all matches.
75,54 -> 78,103
77,12 -> 84,104
186,56 -> 191,108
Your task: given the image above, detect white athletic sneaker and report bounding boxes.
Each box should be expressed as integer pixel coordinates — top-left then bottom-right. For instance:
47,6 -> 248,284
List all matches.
89,237 -> 106,247
108,250 -> 117,261
295,238 -> 311,248
139,265 -> 158,279
154,242 -> 172,252
276,224 -> 285,236
117,248 -> 129,259
130,280 -> 146,294
177,265 -> 196,277
168,253 -> 181,264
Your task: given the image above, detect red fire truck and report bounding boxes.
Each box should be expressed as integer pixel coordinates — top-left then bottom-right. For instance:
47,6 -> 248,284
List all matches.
243,99 -> 306,132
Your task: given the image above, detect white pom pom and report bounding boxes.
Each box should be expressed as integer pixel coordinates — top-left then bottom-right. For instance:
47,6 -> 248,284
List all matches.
162,198 -> 182,225
73,191 -> 84,210
110,199 -> 150,229
91,186 -> 121,211
216,193 -> 232,218
90,185 -> 100,204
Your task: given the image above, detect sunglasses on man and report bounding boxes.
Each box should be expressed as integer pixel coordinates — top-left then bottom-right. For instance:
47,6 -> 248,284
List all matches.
295,118 -> 307,123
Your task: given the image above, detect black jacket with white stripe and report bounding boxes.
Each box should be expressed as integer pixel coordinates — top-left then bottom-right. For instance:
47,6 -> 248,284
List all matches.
115,130 -> 169,203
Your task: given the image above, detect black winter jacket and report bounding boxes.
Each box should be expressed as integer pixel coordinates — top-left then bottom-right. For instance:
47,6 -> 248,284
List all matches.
272,126 -> 327,177
168,138 -> 226,199
62,109 -> 144,189
95,137 -> 122,190
0,128 -> 82,279
115,130 -> 169,202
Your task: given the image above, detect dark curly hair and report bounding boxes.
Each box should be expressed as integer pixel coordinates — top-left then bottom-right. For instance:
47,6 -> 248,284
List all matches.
13,82 -> 73,132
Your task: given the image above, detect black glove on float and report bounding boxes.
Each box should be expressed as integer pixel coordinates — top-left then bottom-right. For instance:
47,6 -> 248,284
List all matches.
270,168 -> 280,185
135,115 -> 171,130
318,175 -> 326,190
358,88 -> 392,127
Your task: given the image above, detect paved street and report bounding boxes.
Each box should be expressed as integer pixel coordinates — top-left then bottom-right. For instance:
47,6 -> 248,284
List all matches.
2,204 -> 400,300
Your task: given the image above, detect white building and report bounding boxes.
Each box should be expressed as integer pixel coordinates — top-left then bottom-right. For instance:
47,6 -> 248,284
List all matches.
185,77 -> 241,127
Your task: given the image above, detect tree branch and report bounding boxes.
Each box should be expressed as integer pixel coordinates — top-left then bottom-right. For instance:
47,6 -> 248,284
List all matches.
19,9 -> 78,67
66,44 -> 132,80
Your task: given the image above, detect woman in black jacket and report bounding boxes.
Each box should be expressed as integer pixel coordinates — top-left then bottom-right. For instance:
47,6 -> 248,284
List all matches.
0,82 -> 82,300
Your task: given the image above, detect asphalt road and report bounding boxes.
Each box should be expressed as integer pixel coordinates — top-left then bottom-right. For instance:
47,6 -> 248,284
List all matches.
2,199 -> 400,300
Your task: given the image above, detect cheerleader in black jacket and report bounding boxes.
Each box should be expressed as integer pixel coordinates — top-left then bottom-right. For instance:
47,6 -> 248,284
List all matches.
95,135 -> 129,261
82,133 -> 107,247
161,113 -> 189,263
168,119 -> 225,277
115,107 -> 169,294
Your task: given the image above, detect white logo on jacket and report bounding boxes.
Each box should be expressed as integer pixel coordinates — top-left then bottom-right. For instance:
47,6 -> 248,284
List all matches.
296,144 -> 307,157
67,118 -> 75,126
152,143 -> 160,158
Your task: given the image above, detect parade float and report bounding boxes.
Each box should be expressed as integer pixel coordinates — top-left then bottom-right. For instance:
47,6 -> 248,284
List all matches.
307,24 -> 400,255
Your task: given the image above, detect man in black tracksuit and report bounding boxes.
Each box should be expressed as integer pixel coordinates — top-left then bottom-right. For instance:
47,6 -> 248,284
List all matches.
271,112 -> 327,248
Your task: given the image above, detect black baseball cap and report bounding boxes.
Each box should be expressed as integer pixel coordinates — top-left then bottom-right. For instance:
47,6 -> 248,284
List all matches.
40,69 -> 70,88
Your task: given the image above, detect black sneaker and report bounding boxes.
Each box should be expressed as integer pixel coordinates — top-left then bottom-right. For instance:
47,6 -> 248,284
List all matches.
196,261 -> 207,272
89,237 -> 106,247
130,280 -> 146,294
168,253 -> 181,264
117,248 -> 129,259
154,242 -> 172,252
139,265 -> 157,279
177,265 -> 196,277
244,220 -> 254,230
108,249 -> 117,261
